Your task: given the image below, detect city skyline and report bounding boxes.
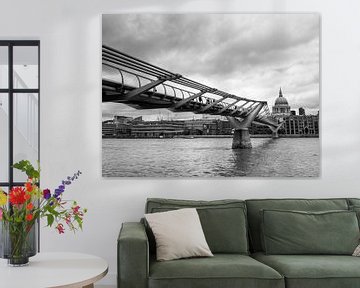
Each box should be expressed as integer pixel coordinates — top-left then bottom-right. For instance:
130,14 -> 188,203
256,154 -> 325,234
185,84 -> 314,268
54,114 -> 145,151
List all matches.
102,13 -> 320,121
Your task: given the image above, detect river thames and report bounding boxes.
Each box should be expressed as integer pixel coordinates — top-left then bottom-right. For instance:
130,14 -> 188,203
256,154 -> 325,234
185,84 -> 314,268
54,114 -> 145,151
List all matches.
102,137 -> 319,177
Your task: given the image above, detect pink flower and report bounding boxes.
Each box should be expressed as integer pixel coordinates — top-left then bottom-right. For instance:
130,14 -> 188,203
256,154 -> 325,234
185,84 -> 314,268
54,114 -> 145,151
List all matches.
72,205 -> 80,215
56,223 -> 65,234
65,214 -> 71,225
0,208 -> 3,220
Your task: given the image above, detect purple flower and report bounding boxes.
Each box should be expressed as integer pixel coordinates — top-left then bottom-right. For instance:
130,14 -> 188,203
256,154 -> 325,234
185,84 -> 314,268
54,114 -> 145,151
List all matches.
54,189 -> 63,198
54,171 -> 82,199
43,189 -> 51,200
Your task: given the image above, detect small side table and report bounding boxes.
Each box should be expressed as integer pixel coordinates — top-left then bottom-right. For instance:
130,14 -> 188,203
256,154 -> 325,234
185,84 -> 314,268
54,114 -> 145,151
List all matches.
0,252 -> 108,288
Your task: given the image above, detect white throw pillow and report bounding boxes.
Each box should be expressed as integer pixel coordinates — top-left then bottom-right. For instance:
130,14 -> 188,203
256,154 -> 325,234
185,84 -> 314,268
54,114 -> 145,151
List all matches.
353,244 -> 360,256
145,208 -> 213,261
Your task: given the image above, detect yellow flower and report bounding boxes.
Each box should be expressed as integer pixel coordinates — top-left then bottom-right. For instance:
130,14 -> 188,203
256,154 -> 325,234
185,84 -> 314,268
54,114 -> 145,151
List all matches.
0,190 -> 7,206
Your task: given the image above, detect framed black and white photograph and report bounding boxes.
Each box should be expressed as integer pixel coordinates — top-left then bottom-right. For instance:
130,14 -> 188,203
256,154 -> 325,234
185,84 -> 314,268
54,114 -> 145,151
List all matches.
102,13 -> 320,177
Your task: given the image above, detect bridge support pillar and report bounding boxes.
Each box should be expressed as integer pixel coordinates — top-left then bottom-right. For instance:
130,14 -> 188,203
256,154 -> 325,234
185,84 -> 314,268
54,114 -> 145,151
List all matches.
269,124 -> 282,139
232,128 -> 252,149
272,131 -> 279,139
227,102 -> 265,149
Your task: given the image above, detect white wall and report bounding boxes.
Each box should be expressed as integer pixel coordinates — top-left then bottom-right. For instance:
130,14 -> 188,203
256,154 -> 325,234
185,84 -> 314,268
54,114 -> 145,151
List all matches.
1,0 -> 360,286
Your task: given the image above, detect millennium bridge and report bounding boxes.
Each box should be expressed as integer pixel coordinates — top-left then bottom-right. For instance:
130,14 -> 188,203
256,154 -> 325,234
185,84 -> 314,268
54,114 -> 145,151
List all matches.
102,45 -> 283,149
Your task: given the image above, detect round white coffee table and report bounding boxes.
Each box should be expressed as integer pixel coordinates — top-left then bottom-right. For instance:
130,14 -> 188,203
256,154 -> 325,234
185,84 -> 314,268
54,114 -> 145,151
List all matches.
0,252 -> 108,288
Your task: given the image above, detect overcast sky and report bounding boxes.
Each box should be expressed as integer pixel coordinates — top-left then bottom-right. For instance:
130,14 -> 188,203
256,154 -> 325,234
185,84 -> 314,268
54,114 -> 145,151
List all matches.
102,13 -> 319,120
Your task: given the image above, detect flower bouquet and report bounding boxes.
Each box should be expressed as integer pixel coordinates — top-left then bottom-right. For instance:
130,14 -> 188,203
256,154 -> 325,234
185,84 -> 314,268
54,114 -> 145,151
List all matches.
0,160 -> 87,266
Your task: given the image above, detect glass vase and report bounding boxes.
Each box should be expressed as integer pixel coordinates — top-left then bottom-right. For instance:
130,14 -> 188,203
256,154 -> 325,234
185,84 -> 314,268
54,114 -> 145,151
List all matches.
0,220 -> 37,266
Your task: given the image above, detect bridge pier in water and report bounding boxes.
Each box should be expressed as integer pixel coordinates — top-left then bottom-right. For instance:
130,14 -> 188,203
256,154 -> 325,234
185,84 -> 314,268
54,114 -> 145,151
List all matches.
270,125 -> 282,139
232,128 -> 252,149
227,102 -> 265,149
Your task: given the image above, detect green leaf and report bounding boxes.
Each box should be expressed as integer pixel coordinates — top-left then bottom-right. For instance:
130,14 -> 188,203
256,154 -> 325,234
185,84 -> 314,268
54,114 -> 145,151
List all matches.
12,160 -> 40,180
13,160 -> 30,170
47,206 -> 60,217
47,214 -> 54,227
75,216 -> 83,230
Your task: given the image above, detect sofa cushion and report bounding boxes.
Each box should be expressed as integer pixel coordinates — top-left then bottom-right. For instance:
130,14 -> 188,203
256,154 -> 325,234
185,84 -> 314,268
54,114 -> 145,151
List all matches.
246,198 -> 349,252
261,209 -> 359,255
146,198 -> 249,254
149,254 -> 284,288
253,252 -> 360,288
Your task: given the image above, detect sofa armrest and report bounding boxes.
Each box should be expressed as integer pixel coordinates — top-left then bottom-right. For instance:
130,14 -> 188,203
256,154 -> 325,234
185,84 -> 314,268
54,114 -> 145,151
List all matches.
118,222 -> 149,288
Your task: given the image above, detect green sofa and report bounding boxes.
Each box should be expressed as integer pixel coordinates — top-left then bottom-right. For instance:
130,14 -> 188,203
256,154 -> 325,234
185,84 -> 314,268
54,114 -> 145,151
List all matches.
118,198 -> 360,288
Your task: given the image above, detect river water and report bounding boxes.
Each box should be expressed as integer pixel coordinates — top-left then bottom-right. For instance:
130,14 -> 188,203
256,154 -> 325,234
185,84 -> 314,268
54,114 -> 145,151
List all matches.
102,138 -> 320,177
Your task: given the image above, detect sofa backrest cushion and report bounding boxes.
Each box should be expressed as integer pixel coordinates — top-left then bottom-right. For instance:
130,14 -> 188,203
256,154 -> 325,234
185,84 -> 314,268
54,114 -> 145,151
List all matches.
246,198 -> 349,252
347,199 -> 360,228
348,198 -> 360,207
145,198 -> 249,254
261,209 -> 359,255
350,206 -> 360,226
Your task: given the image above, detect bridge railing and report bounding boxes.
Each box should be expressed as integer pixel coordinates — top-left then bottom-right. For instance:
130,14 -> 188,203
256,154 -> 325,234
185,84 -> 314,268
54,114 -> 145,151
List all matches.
103,63 -> 197,100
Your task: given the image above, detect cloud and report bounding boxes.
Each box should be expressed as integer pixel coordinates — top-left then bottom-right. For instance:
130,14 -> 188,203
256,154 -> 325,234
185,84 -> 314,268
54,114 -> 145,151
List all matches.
102,13 -> 320,118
